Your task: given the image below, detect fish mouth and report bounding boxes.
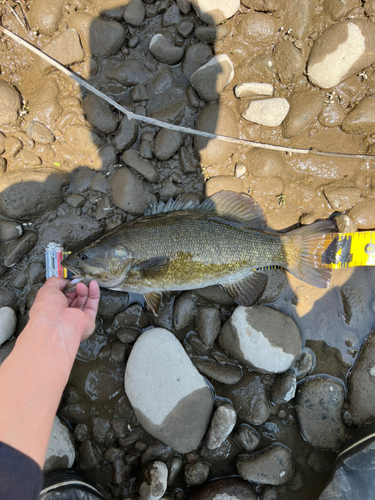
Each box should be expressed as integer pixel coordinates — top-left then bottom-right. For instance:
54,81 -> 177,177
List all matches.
61,257 -> 84,277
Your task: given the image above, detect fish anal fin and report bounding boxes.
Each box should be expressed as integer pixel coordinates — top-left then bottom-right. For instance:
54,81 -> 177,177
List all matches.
144,291 -> 163,315
135,256 -> 170,279
220,271 -> 268,307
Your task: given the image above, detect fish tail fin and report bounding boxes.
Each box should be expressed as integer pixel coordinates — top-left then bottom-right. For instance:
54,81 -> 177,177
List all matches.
281,220 -> 337,289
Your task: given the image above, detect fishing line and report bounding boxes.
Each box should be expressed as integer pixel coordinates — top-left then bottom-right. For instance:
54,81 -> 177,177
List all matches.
1,25 -> 374,161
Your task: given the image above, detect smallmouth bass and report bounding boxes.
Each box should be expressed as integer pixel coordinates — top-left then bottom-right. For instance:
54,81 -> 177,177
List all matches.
62,191 -> 335,314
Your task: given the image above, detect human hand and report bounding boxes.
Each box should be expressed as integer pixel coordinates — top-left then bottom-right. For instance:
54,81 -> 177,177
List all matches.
29,277 -> 100,347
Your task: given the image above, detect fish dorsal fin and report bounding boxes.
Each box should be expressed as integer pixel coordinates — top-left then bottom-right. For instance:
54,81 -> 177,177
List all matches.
144,291 -> 163,315
198,191 -> 267,229
220,271 -> 268,306
144,196 -> 201,216
134,256 -> 170,279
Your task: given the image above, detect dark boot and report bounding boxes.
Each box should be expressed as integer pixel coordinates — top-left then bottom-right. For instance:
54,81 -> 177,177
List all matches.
40,469 -> 105,500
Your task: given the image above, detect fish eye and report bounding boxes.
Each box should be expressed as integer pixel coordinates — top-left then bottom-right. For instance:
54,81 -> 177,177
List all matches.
80,253 -> 89,261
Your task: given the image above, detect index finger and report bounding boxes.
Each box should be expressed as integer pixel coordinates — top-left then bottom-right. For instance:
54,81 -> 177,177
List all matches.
83,281 -> 100,320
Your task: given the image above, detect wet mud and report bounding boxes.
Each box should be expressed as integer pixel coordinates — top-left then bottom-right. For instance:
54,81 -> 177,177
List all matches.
0,0 -> 375,499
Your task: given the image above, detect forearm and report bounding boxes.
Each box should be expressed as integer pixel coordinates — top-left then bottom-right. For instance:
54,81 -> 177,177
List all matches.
0,320 -> 80,468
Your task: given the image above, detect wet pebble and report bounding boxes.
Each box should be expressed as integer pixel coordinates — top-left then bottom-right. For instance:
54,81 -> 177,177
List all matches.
205,403 -> 237,450
173,293 -> 197,330
113,116 -> 138,153
151,100 -> 187,125
236,444 -> 295,485
116,327 -> 141,344
348,198 -> 375,229
273,41 -> 304,86
125,328 -> 214,453
25,121 -> 54,144
241,98 -> 290,127
0,80 -> 21,126
176,19 -> 194,38
28,0 -> 64,36
191,55 -> 234,102
195,306 -> 221,346
83,94 -> 119,135
323,184 -> 361,211
348,331 -> 375,425
233,424 -> 261,452
282,91 -> 324,139
219,306 -> 302,374
184,461 -> 210,486
168,456 -> 183,486
162,3 -> 181,26
149,34 -> 184,65
2,231 -> 38,268
139,461 -> 168,500
318,102 -> 346,127
40,29 -> 85,70
154,130 -> 183,161
308,20 -> 375,88
238,12 -> 278,45
122,149 -> 160,183
124,0 -> 146,26
110,167 -> 149,215
112,303 -> 147,330
342,96 -> 375,134
131,84 -> 151,103
246,148 -> 284,178
221,372 -> 270,425
73,423 -> 87,443
0,307 -> 17,346
183,43 -> 213,79
106,58 -> 150,86
296,376 -> 346,451
177,0 -> 191,14
78,439 -> 101,471
0,220 -> 22,242
270,371 -> 297,405
91,172 -> 110,194
189,477 -> 257,500
205,176 -> 244,196
44,415 -> 75,471
235,82 -> 273,98
179,146 -> 199,173
193,358 -> 242,385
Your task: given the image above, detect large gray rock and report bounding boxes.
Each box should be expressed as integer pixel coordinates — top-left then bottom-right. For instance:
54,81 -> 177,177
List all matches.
0,167 -> 69,220
110,167 -> 149,215
219,306 -> 302,374
0,307 -> 17,346
295,376 -> 346,451
125,328 -> 214,453
44,415 -> 75,471
191,55 -> 234,102
0,80 -> 21,126
190,0 -> 240,25
308,20 -> 375,89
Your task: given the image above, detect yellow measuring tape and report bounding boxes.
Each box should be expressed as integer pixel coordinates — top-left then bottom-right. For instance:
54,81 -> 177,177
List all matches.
322,231 -> 375,269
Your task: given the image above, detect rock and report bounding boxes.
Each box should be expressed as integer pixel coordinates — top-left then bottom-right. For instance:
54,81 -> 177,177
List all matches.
190,0 -> 239,24
193,285 -> 236,306
282,0 -> 315,39
221,371 -> 270,425
83,94 -> 119,135
69,12 -> 126,58
348,198 -> 375,229
205,403 -> 237,450
241,98 -> 290,127
271,371 -> 297,405
183,43 -> 213,79
154,130 -> 183,161
177,0 -> 191,14
86,364 -> 125,403
246,148 -> 284,178
24,78 -> 62,128
195,306 -> 221,346
112,303 -> 148,330
28,0 -> 64,36
63,124 -> 103,154
0,220 -> 23,242
176,19 -> 194,38
273,41 -> 304,86
113,116 -> 138,153
282,91 -> 324,139
205,176 -> 244,195
106,58 -> 150,87
238,12 -> 278,45
233,424 -> 261,452
78,439 -> 101,471
151,101 -> 187,125
98,289 -> 128,318
131,84 -> 151,103
0,167 -> 68,220
236,444 -> 295,485
44,416 -> 75,471
124,0 -> 145,26
139,461 -> 168,500
0,289 -> 17,310
0,80 -> 21,126
191,55 -> 234,102
125,328 -> 214,453
91,172 -> 110,194
179,146 -> 199,173
188,477 -> 257,500
348,331 -> 375,425
195,103 -> 239,165
308,20 -> 375,89
149,34 -> 184,65
110,167 -> 149,215
193,358 -> 243,385
296,376 -> 346,451
318,102 -> 346,127
173,293 -> 197,330
25,121 -> 54,144
40,29 -> 85,71
122,150 -> 160,183
219,306 -> 302,374
0,307 -> 17,346
324,184 -> 361,211
184,462 -> 210,486
341,96 -> 375,134
162,3 -> 181,26
235,82 -> 273,98
195,25 -> 229,43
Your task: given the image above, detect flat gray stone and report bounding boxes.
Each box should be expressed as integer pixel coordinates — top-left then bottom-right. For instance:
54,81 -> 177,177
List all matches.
205,403 -> 237,450
125,328 -> 214,453
122,149 -> 160,183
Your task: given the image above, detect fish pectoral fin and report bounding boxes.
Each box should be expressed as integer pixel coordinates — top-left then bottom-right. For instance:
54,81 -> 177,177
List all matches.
144,291 -> 163,315
220,271 -> 268,307
135,256 -> 170,279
